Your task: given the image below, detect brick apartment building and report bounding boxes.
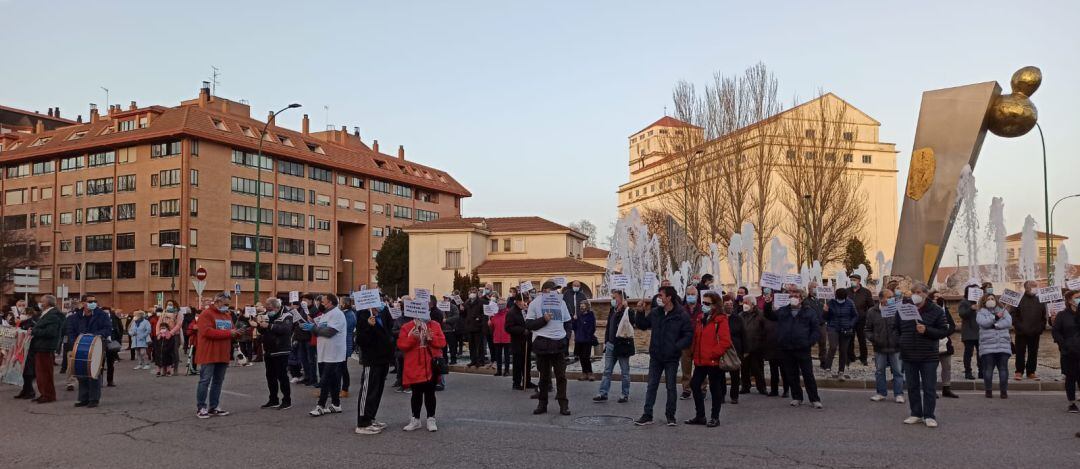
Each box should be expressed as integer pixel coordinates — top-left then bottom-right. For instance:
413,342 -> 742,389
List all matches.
0,87 -> 470,311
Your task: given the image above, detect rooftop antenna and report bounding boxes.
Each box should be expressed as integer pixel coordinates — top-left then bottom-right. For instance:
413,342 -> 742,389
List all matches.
101,87 -> 109,113
663,105 -> 667,117
210,66 -> 220,96
324,105 -> 330,129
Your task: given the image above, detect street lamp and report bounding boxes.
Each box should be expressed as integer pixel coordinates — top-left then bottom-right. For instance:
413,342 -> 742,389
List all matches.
343,258 -> 354,294
161,243 -> 187,298
254,103 -> 301,304
1036,123 -> 1051,283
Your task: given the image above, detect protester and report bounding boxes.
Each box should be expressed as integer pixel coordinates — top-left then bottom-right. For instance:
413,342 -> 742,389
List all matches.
865,288 -> 904,402
958,284 -> 983,380
104,307 -> 122,386
930,291 -> 959,398
1051,290 -> 1080,413
128,311 -> 152,370
489,302 -> 512,377
683,291 -> 732,427
28,295 -> 62,404
594,290 -> 634,403
354,303 -> 395,435
308,294 -> 347,417
505,294 -> 535,391
572,300 -> 598,381
398,312 -> 447,432
804,282 -> 827,365
563,281 -> 589,360
1012,280 -> 1046,381
525,282 -> 573,416
739,295 -> 767,395
195,293 -> 242,419
898,283 -> 949,428
823,288 -> 857,380
154,317 -> 179,377
13,304 -> 40,400
254,298 -> 293,410
340,297 -> 358,398
71,295 -> 111,408
847,274 -> 874,366
297,295 -> 319,386
442,295 -> 460,365
760,290 -> 788,398
977,293 -> 1013,399
764,287 -> 823,409
722,295 -> 745,404
679,286 -> 700,400
464,287 -> 487,367
633,285 -> 694,426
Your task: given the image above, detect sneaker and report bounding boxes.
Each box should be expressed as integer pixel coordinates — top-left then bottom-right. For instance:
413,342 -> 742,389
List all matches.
870,394 -> 886,402
290,377 -> 303,384
403,417 -> 423,431
617,396 -> 629,404
1068,403 -> 1079,413
903,416 -> 924,425
209,408 -> 229,417
593,395 -> 608,402
789,400 -> 801,407
133,365 -> 142,370
373,420 -> 388,429
684,417 -> 707,425
327,404 -> 342,413
811,401 -> 824,409
666,417 -> 677,427
896,396 -> 906,404
924,418 -> 939,428
633,415 -> 654,426
260,401 -> 280,409
706,418 -> 720,428
309,406 -> 328,417
197,408 -> 210,419
426,417 -> 438,432
679,390 -> 691,400
1027,374 -> 1040,381
355,425 -> 382,435
277,401 -> 292,410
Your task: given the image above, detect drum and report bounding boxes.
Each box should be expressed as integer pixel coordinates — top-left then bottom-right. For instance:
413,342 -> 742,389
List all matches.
71,334 -> 104,379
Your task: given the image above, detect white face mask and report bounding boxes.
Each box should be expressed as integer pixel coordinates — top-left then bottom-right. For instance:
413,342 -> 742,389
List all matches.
985,300 -> 997,309
789,297 -> 801,307
911,294 -> 925,305
742,304 -> 752,312
469,293 -> 477,299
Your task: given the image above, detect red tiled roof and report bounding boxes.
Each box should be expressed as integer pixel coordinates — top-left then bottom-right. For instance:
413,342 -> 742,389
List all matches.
0,100 -> 470,197
0,104 -> 79,125
476,258 -> 607,275
583,246 -> 609,259
1005,231 -> 1068,241
631,116 -> 700,136
407,216 -> 582,236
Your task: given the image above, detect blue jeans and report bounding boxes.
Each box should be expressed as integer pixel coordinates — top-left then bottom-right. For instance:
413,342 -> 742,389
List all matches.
874,352 -> 904,397
903,359 -> 938,419
982,352 -> 1010,393
196,362 -> 229,411
643,358 -> 679,419
597,343 -> 631,398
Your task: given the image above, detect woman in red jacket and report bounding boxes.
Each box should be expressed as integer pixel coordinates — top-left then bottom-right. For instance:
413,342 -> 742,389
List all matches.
398,315 -> 447,432
686,291 -> 733,428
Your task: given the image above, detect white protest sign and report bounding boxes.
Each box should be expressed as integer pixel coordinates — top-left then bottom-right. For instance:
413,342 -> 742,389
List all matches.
403,300 -> 430,320
881,303 -> 898,318
967,287 -> 984,303
1000,289 -> 1022,308
1037,286 -> 1063,303
760,272 -> 782,291
642,272 -> 658,294
1067,278 -> 1080,291
518,281 -> 534,294
289,291 -> 300,303
389,306 -> 403,319
413,288 -> 432,304
354,289 -> 382,310
772,293 -> 791,308
552,276 -> 567,288
179,307 -> 190,315
540,292 -> 568,322
783,274 -> 802,286
897,303 -> 922,321
451,294 -> 463,304
609,274 -> 630,291
815,287 -> 835,300
244,306 -> 257,318
1047,301 -> 1066,316
437,301 -> 451,312
483,303 -> 499,316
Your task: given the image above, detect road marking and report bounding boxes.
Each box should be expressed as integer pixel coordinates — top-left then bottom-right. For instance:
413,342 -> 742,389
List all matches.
220,390 -> 251,398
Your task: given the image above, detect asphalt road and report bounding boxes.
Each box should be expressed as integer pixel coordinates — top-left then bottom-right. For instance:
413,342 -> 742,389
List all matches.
3,359 -> 1079,468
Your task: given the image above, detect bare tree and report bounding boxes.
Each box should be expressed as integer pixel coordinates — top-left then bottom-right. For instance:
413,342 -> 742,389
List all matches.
654,81 -> 709,270
568,219 -> 598,247
640,207 -> 696,274
776,91 -> 867,267
0,224 -> 43,293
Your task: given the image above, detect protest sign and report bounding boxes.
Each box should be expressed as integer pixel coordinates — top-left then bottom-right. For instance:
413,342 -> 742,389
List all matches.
540,292 -> 568,321
642,272 -> 658,294
179,307 -> 190,315
483,303 -> 499,316
389,306 -> 403,319
437,301 -> 451,312
898,304 -> 922,321
518,281 -> 534,294
783,274 -> 802,286
815,287 -> 835,300
354,289 -> 382,310
760,272 -> 782,290
772,293 -> 791,308
1037,286 -> 1063,303
244,306 -> 257,318
1000,289 -> 1022,308
1047,301 -> 1066,315
881,303 -> 899,318
413,288 -> 431,304
289,291 -> 300,303
451,294 -> 463,304
403,300 -> 430,320
610,274 -> 630,291
967,287 -> 984,303
1067,278 -> 1080,291
0,326 -> 30,387
551,276 -> 567,288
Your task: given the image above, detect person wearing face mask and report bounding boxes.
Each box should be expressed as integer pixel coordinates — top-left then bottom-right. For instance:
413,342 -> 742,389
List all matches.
194,293 -> 244,419
594,290 -> 635,403
308,294 -> 347,417
633,286 -> 694,426
929,291 -> 959,399
803,281 -> 827,365
28,295 -> 63,404
759,290 -> 788,398
128,311 -> 152,370
763,288 -> 823,409
958,284 -> 983,380
976,293 -> 1013,399
739,295 -> 767,396
721,296 -> 746,404
463,287 -> 488,368
695,274 -> 715,295
506,293 -> 536,391
865,288 -> 904,403
684,291 -> 732,427
525,282 -> 573,416
847,274 -> 875,367
823,288 -> 858,380
70,295 -> 111,408
254,298 -> 293,410
563,281 -> 588,362
896,283 -> 949,428
571,300 -> 598,381
354,301 -> 395,435
679,286 -> 701,400
398,310 -> 447,432
1051,290 -> 1080,412
13,301 -> 41,400
1012,280 -> 1048,381
293,296 -> 319,386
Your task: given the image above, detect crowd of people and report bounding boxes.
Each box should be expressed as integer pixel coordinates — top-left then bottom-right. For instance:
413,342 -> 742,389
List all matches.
4,275 -> 1080,435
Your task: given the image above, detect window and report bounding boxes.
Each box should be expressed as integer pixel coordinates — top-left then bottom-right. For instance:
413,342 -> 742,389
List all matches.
277,264 -> 303,281
278,185 -> 305,203
503,238 -> 511,252
74,237 -> 82,252
354,201 -> 366,212
151,141 -> 182,158
157,169 -> 180,187
416,190 -> 437,203
117,261 -> 136,279
117,174 -> 136,192
316,219 -> 330,231
85,262 -> 112,280
190,139 -> 199,156
337,197 -> 349,208
315,194 -> 330,206
231,177 -> 273,197
372,227 -> 384,237
150,262 -> 158,276
309,166 -> 332,182
824,153 -> 836,162
159,199 -> 180,217
416,209 -> 439,222
31,136 -> 52,147
805,151 -> 816,160
445,249 -> 462,269
230,149 -> 272,170
68,130 -> 88,141
241,126 -> 255,138
116,203 -> 136,221
39,241 -> 51,254
309,190 -> 315,205
139,117 -> 148,129
117,147 -> 136,164
490,239 -> 498,253
60,240 -> 72,252
75,208 -> 82,223
393,205 -> 412,219
278,238 -> 305,255
307,143 -> 325,154
86,206 -> 112,223
2,214 -> 26,229
313,268 -> 330,281
189,229 -> 198,247
39,214 -> 53,226
158,229 -> 180,247
212,118 -> 228,131
393,184 -> 413,198
309,240 -> 316,257
150,204 -> 157,216
190,169 -> 199,187
60,185 -> 73,197
231,204 -> 273,224
843,153 -> 853,163
85,234 -> 113,252
60,156 -> 84,171
843,131 -> 854,141
5,189 -> 26,205
158,259 -> 179,278
32,161 -> 54,175
230,261 -> 272,280
88,151 -> 115,167
229,233 -> 272,252
277,135 -> 294,147
350,177 -> 364,189
785,150 -> 796,160
41,187 -> 54,200
372,204 -> 384,214
86,177 -> 113,196
308,215 -> 315,229
277,211 -> 304,229
5,164 -> 29,179
59,265 -> 74,279
371,180 -> 391,194
59,213 -> 73,225
337,174 -> 347,185
116,233 -> 135,250
189,197 -> 199,217
805,129 -> 816,139
862,154 -> 873,164
119,120 -> 136,132
278,160 -> 304,177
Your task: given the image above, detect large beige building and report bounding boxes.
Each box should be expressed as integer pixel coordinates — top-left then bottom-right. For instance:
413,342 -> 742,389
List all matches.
618,93 -> 898,282
405,216 -> 605,297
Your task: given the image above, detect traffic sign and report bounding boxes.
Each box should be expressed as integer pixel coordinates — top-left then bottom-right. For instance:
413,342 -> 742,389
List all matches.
14,268 -> 40,294
195,267 -> 207,281
234,283 -> 242,296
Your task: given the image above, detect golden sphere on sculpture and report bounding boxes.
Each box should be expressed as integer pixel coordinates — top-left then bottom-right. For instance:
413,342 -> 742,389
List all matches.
987,66 -> 1041,138
1010,66 -> 1042,97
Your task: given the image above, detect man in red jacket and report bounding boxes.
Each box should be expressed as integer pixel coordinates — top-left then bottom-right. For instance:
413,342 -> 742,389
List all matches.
195,293 -> 242,419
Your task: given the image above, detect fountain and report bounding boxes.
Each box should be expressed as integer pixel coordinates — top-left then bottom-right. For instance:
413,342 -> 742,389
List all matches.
987,197 -> 1009,283
767,237 -> 794,276
727,235 -> 744,288
956,164 -> 981,285
1018,215 -> 1038,281
834,269 -> 851,289
740,222 -> 757,284
1053,245 -> 1069,287
604,208 -> 662,298
854,264 -> 870,287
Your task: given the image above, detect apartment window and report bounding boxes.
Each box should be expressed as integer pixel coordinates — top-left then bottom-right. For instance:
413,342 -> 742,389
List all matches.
159,199 -> 180,217
503,239 -> 511,252
372,227 -> 384,237
150,204 -> 157,216
117,203 -> 135,221
39,214 -> 53,226
316,219 -> 330,231
416,209 -> 439,222
278,238 -> 305,255
315,194 -> 331,206
41,187 -> 54,199
805,129 -> 816,139
278,160 -> 304,177
4,164 -> 29,178
337,174 -> 347,185
189,229 -> 198,247
139,117 -> 148,129
86,177 -> 113,196
158,259 -> 179,278
240,126 -> 255,138
59,265 -> 74,279
85,262 -> 112,280
371,180 -> 391,194
39,241 -> 52,254
277,211 -> 304,229
312,268 -> 330,281
337,197 -> 349,208
117,261 -> 136,279
2,214 -> 26,229
86,206 -> 112,223
231,204 -> 273,224
416,190 -> 437,203
59,213 -> 73,225
74,236 -> 82,252
309,166 -> 332,183
393,184 -> 413,198
307,143 -> 325,154
75,208 -> 83,224
309,240 -> 316,257
32,161 -> 54,175
843,131 -> 854,141
60,240 -> 72,252
117,174 -> 136,192
85,234 -> 113,252
490,239 -> 498,253
158,229 -> 180,247
354,201 -> 366,212
315,244 -> 331,256
230,149 -> 272,170
277,135 -> 294,147
278,185 -> 305,203
308,215 -> 316,230
393,205 -> 412,219
5,189 -> 26,205
60,185 -> 73,197
212,118 -> 228,131
190,169 -> 199,187
119,120 -> 136,132
230,233 -> 273,252
277,264 -> 303,281
60,156 -> 84,171
309,190 -> 315,205
445,249 -> 462,269
229,261 -> 271,280
151,141 -> 182,158
785,150 -> 796,160
159,169 -> 181,187
116,233 -> 135,250
150,262 -> 159,276
805,152 -> 816,160
231,176 -> 273,197
862,154 -> 873,164
843,153 -> 853,163
117,147 -> 136,164
350,177 -> 364,188
190,139 -> 199,156
88,151 -> 116,167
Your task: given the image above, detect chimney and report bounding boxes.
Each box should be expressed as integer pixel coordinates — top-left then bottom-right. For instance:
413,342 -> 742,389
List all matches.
372,139 -> 379,153
340,125 -> 347,144
89,104 -> 99,123
198,84 -> 210,108
267,110 -> 276,126
129,101 -> 137,111
302,114 -> 310,135
353,126 -> 360,138
398,145 -> 405,160
47,108 -> 53,117
54,106 -> 60,118
77,115 -> 83,123
34,119 -> 44,134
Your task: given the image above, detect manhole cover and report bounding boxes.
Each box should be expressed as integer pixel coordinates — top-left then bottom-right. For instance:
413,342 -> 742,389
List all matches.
573,415 -> 633,426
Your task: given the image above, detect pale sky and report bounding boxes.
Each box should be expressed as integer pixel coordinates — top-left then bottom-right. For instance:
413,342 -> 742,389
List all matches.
2,0 -> 1078,266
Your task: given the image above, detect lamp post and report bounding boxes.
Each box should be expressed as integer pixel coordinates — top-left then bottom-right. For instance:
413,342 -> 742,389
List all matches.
1049,193 -> 1080,276
1036,123 -> 1051,283
161,243 -> 186,298
343,259 -> 354,294
254,103 -> 301,304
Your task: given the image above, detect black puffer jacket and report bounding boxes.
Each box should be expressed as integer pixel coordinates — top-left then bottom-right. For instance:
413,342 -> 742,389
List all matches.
504,304 -> 531,354
740,307 -> 766,354
764,303 -> 821,352
865,305 -> 899,354
958,299 -> 979,341
1012,294 -> 1048,336
726,311 -> 746,355
463,297 -> 487,334
895,302 -> 948,362
355,307 -> 395,366
258,312 -> 294,357
634,304 -> 694,363
1052,307 -> 1080,358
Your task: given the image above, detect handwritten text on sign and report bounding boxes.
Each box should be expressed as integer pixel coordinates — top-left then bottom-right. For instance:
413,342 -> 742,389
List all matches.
815,287 -> 834,300
772,293 -> 791,308
403,300 -> 429,320
483,303 -> 499,316
1037,287 -> 1063,303
609,274 -> 630,291
897,304 -> 922,321
354,289 -> 382,311
1000,289 -> 1022,308
760,272 -> 782,290
967,288 -> 984,303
